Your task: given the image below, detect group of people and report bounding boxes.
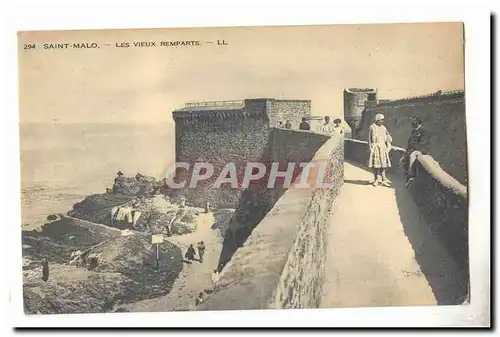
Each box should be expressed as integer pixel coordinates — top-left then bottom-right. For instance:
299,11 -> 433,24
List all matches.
319,116 -> 344,135
278,120 -> 293,129
278,116 -> 345,135
276,112 -> 430,187
367,113 -> 430,187
185,241 -> 206,263
277,117 -> 313,130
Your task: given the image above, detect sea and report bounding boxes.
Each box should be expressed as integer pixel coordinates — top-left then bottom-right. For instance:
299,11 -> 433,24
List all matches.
20,123 -> 176,228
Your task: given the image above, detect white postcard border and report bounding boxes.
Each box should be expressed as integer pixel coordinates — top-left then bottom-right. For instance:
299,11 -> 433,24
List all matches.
2,0 -> 492,328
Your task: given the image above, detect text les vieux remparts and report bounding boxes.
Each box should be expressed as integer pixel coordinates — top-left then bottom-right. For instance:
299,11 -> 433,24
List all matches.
116,41 -> 201,47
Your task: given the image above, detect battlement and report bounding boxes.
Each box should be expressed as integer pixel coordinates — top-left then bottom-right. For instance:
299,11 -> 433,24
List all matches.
345,88 -> 377,94
376,90 -> 464,106
184,100 -> 245,108
172,98 -> 311,123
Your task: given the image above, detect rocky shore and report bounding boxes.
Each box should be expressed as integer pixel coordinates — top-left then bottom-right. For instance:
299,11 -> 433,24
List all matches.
21,172 -> 234,314
67,172 -> 204,236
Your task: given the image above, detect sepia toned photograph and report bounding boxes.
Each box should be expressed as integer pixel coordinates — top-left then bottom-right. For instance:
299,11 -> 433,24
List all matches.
17,22 -> 470,317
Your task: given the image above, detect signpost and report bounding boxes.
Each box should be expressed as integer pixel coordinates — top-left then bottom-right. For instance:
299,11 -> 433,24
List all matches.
151,234 -> 164,270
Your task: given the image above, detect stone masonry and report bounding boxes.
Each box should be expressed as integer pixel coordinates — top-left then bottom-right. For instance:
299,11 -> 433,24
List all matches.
171,98 -> 311,208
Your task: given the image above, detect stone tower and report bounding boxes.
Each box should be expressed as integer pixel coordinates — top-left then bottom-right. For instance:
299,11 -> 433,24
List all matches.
343,88 -> 377,139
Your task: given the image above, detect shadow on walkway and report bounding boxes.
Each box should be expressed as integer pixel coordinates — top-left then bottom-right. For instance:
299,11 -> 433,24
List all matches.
344,161 -> 397,189
391,172 -> 469,305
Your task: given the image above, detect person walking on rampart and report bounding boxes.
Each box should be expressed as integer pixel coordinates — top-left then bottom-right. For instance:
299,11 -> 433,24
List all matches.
402,116 -> 431,188
320,116 -> 333,134
368,113 -> 393,187
332,118 -> 344,135
299,117 -> 311,131
197,241 -> 206,263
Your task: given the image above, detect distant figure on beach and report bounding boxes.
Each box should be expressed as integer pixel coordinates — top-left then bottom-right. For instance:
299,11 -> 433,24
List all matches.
212,269 -> 220,288
185,244 -> 196,261
195,292 -> 204,306
368,113 -> 392,187
41,257 -> 49,282
402,116 -> 431,188
299,117 -> 311,131
284,120 -> 292,129
197,241 -> 206,263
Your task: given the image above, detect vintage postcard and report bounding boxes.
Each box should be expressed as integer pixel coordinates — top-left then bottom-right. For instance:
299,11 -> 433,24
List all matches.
17,22 -> 475,322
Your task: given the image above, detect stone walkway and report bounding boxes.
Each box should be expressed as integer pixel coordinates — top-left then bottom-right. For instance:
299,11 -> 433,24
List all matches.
320,162 -> 466,308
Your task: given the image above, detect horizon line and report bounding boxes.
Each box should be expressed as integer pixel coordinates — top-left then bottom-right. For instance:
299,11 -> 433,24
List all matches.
19,121 -> 175,125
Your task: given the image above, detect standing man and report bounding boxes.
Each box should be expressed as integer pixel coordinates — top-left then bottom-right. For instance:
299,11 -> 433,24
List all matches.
197,241 -> 206,263
403,116 -> 431,188
299,117 -> 311,131
320,116 -> 333,134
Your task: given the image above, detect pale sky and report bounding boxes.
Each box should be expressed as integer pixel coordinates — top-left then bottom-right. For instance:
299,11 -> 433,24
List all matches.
18,22 -> 464,124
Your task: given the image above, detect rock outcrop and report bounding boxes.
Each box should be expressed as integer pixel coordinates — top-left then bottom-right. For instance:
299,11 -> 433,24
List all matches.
67,193 -> 134,225
22,232 -> 183,315
68,186 -> 204,236
67,173 -> 205,236
112,173 -> 162,197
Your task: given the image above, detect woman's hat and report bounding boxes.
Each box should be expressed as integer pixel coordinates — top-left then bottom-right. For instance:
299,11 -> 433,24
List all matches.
375,114 -> 385,121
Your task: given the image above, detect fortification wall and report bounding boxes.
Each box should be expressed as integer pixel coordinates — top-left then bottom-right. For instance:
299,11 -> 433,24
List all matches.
408,155 -> 469,269
356,92 -> 467,184
172,111 -> 272,208
171,98 -> 311,208
198,134 -> 344,310
217,128 -> 331,269
344,138 -> 468,270
269,99 -> 312,128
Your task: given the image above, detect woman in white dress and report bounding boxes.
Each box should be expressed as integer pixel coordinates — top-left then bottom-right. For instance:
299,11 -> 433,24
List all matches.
368,113 -> 392,186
